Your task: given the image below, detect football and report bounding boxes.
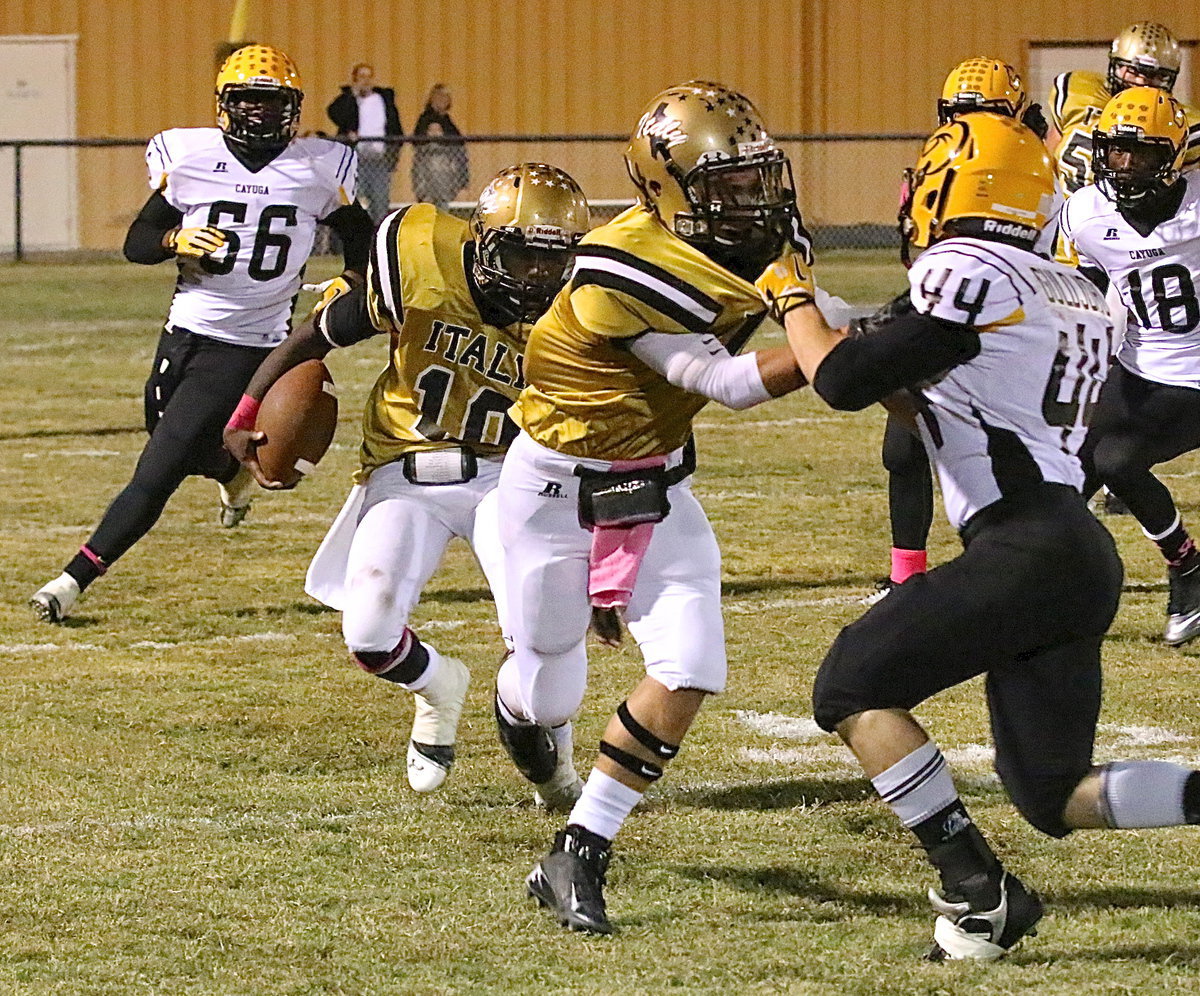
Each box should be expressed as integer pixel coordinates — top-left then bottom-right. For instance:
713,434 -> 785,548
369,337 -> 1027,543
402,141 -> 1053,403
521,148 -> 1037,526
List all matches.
254,359 -> 338,487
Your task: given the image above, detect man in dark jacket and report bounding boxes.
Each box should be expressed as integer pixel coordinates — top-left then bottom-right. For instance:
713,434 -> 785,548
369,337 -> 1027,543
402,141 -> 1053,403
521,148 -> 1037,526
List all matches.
327,63 -> 404,223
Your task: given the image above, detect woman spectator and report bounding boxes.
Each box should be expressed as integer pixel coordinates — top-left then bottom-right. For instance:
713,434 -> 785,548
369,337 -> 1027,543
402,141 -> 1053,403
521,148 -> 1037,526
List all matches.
412,84 -> 469,210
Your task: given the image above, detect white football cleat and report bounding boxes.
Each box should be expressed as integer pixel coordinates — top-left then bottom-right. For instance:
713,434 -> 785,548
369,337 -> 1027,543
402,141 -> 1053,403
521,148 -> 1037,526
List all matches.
407,654 -> 470,792
29,573 -> 81,624
534,721 -> 583,812
927,871 -> 1043,961
218,466 -> 254,528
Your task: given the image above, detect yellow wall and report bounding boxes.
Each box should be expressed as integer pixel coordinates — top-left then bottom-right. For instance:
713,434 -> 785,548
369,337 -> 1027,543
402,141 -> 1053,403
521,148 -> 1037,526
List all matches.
3,0 -> 1198,246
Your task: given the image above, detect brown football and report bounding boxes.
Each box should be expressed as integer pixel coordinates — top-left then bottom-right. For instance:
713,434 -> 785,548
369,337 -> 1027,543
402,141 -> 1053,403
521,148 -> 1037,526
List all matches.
254,359 -> 338,487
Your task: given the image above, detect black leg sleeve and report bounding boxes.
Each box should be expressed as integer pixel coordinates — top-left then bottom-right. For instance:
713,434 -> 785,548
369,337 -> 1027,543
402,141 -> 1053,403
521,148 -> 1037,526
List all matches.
86,332 -> 268,565
881,414 -> 933,551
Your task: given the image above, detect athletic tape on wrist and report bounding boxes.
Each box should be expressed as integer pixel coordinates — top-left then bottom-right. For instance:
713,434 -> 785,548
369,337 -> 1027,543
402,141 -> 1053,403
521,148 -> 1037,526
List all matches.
227,394 -> 261,432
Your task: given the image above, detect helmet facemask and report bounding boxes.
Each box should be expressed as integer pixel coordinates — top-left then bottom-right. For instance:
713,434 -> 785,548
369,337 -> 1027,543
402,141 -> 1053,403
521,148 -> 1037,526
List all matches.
1108,57 -> 1178,94
473,225 -> 581,324
675,148 -> 797,275
1094,131 -> 1180,206
218,85 -> 301,150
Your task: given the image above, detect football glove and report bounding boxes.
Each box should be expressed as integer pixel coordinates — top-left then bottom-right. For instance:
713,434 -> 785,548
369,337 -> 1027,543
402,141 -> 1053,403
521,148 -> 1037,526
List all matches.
848,290 -> 916,338
302,271 -> 360,315
756,251 -> 816,323
166,226 -> 228,259
1021,102 -> 1049,141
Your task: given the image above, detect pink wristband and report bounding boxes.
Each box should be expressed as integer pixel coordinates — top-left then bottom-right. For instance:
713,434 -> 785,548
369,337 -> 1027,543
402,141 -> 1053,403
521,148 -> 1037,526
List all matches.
227,394 -> 261,431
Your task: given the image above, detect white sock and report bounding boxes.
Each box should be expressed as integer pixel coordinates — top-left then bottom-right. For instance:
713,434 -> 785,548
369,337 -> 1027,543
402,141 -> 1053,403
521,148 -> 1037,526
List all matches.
401,644 -> 441,693
870,740 -> 959,828
1102,760 -> 1190,828
549,721 -> 574,758
567,769 -> 643,842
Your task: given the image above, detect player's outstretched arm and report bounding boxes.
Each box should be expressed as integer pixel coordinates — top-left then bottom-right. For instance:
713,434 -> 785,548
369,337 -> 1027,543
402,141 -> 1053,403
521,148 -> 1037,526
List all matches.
628,331 -> 804,410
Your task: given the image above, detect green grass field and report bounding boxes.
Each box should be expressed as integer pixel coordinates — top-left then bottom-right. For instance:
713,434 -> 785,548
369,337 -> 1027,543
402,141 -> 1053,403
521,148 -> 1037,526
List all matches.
2,255 -> 1200,995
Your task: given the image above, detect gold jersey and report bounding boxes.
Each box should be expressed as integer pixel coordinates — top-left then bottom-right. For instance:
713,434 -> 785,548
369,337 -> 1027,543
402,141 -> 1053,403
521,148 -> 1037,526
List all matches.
1049,70 -> 1200,193
358,204 -> 525,478
514,205 -> 768,460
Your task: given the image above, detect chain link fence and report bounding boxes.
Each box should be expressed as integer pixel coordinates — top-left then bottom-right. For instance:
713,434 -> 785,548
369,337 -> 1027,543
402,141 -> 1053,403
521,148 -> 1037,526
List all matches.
0,134 -> 925,260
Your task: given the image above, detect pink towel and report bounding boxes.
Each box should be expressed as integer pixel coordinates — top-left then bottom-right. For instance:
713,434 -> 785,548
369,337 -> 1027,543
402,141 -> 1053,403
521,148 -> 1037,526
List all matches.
587,455 -> 666,608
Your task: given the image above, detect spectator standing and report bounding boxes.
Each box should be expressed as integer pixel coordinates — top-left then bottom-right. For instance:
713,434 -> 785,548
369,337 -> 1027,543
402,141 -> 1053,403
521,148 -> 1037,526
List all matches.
412,84 -> 469,211
327,63 -> 403,224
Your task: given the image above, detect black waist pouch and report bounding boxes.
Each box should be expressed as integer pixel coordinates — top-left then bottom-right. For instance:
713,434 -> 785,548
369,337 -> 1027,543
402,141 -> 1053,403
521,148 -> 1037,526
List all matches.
574,465 -> 671,529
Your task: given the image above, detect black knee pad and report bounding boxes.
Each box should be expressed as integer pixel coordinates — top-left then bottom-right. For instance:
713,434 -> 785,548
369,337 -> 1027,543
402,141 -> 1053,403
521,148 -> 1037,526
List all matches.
881,418 -> 925,475
811,633 -> 862,733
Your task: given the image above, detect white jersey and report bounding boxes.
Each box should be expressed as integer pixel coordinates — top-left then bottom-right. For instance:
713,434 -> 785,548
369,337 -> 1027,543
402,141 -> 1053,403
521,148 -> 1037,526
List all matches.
908,238 -> 1117,530
1059,171 -> 1200,388
147,127 -> 357,346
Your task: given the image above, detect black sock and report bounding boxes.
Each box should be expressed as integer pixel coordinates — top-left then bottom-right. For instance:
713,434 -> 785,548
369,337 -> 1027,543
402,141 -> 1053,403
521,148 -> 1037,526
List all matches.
1157,528 -> 1200,571
1185,772 -> 1200,825
914,801 -> 1001,903
65,548 -> 106,591
354,634 -> 430,685
565,824 -> 612,849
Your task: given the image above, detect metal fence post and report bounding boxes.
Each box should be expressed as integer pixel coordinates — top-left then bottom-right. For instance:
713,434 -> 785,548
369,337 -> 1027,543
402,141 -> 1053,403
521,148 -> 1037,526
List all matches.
13,143 -> 23,262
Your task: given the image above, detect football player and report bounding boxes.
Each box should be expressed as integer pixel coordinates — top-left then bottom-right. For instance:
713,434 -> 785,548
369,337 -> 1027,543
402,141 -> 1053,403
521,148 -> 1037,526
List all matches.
29,44 -> 372,624
506,81 -> 828,935
773,112 -> 1200,961
1061,88 -> 1200,645
871,57 -> 1041,603
1046,21 -> 1200,196
224,164 -> 590,802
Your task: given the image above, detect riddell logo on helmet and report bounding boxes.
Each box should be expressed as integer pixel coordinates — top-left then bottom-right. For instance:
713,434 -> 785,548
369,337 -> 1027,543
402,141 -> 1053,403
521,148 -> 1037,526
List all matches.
983,219 -> 1038,239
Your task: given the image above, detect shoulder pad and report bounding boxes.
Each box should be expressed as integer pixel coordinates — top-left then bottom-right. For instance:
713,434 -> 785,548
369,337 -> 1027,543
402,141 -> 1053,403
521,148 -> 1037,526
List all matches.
908,241 -> 1029,328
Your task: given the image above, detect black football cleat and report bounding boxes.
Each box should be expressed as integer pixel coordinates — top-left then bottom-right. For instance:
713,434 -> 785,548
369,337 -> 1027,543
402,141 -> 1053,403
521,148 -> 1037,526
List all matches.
527,827 -> 614,935
926,870 -> 1043,961
494,691 -> 558,784
1165,564 -> 1200,646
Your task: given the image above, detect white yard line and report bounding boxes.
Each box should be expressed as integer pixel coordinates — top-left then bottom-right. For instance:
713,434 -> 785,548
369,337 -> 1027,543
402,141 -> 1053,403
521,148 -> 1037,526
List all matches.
735,712 -> 1200,770
725,594 -> 863,614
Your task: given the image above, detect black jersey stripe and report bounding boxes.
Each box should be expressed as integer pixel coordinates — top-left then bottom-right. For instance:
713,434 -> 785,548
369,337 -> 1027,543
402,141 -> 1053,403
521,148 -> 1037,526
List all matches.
576,244 -> 722,317
1053,72 -> 1071,125
149,134 -> 169,169
369,207 -> 408,328
336,144 -> 354,183
573,265 -> 716,335
979,412 -> 1045,498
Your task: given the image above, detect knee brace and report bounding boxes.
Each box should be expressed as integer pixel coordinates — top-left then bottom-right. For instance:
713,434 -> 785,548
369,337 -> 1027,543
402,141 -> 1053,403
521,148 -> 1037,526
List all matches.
598,700 -> 681,783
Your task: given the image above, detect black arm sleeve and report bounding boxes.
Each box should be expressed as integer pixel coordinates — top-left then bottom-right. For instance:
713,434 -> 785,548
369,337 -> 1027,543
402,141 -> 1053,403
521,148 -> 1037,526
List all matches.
317,283 -> 381,347
813,312 -> 982,411
1078,264 -> 1109,295
123,190 -> 183,265
321,202 -> 373,275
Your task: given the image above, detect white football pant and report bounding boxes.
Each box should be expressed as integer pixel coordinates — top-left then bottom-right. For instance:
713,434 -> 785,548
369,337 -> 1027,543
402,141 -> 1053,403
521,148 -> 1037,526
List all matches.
496,431 -> 726,728
305,457 -> 508,653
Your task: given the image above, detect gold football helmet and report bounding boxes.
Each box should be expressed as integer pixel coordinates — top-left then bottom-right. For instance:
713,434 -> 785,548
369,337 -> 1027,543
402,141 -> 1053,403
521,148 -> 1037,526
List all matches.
900,113 -> 1055,262
470,163 -> 590,323
1093,86 -> 1187,206
624,80 -> 796,270
1108,21 -> 1181,93
215,44 -> 304,150
938,58 -> 1027,124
